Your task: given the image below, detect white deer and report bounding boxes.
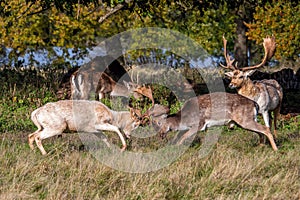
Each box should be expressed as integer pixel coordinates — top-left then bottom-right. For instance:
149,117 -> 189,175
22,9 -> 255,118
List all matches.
221,35 -> 283,139
142,92 -> 278,151
28,100 -> 142,155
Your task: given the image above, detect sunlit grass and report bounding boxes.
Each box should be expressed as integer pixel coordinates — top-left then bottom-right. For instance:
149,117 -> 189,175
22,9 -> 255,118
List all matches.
0,120 -> 299,199
1,67 -> 299,199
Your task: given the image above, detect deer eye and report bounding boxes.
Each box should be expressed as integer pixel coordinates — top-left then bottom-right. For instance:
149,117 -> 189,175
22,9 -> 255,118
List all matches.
156,121 -> 162,126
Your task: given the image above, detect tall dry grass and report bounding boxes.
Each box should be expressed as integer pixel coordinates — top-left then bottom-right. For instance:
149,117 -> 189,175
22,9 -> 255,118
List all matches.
0,125 -> 299,199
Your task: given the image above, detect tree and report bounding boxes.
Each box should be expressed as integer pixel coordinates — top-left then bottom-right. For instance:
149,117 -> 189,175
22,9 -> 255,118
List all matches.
0,0 -> 130,66
2,0 -> 298,69
246,0 -> 300,61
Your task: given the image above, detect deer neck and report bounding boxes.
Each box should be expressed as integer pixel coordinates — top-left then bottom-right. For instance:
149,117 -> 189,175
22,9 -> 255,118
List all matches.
237,78 -> 259,100
112,111 -> 131,128
110,83 -> 130,97
165,114 -> 181,130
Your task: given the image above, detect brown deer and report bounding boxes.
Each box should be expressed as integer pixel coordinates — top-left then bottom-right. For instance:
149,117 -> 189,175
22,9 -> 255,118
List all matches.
221,35 -> 283,138
28,100 -> 142,155
71,69 -> 155,105
70,68 -> 102,100
95,72 -> 154,105
143,92 -> 278,151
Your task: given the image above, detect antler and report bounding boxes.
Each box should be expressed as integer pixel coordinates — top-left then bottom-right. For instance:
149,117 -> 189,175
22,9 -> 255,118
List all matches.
220,35 -> 237,70
242,36 -> 276,71
128,105 -> 152,126
138,104 -> 170,126
134,85 -> 155,107
129,107 -> 146,125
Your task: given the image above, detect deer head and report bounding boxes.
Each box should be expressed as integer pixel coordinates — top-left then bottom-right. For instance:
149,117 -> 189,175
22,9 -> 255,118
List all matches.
221,35 -> 276,89
129,104 -> 170,127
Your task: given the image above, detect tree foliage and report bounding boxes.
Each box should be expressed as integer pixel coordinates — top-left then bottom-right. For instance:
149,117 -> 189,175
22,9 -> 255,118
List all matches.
0,0 -> 125,65
0,0 -> 299,66
246,0 -> 300,60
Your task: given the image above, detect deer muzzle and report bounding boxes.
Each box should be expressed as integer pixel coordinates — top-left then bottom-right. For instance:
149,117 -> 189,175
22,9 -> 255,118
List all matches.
228,83 -> 236,89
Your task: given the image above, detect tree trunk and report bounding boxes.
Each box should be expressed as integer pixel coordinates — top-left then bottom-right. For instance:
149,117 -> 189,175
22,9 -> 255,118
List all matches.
105,35 -> 125,66
104,35 -> 131,81
234,15 -> 248,68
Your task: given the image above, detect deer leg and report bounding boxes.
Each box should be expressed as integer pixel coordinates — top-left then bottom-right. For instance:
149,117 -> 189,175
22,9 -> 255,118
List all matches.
239,120 -> 278,151
95,93 -> 99,101
261,111 -> 272,143
29,113 -> 42,150
95,123 -> 127,151
28,132 -> 38,150
35,136 -> 47,155
177,126 -> 198,145
268,111 -> 273,130
35,128 -> 65,155
99,92 -> 105,100
273,106 -> 281,139
262,111 -> 270,128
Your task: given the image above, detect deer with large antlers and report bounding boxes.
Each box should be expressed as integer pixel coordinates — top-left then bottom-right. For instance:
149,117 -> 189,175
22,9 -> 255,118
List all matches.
142,93 -> 278,151
28,100 -> 142,155
221,35 -> 283,139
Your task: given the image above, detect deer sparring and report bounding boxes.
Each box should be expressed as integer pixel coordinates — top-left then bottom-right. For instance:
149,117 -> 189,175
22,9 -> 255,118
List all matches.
28,100 -> 142,155
221,35 -> 283,138
142,92 -> 278,151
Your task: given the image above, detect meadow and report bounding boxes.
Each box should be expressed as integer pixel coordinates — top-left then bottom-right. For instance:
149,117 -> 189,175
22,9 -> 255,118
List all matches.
0,67 -> 299,199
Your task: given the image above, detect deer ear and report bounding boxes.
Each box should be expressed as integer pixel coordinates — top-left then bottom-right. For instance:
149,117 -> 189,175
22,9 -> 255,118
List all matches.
123,81 -> 136,89
244,70 -> 256,77
161,114 -> 168,119
123,81 -> 131,89
225,71 -> 234,78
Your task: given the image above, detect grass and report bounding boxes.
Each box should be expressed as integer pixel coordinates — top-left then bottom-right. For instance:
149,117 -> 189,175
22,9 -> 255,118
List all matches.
0,122 -> 299,199
0,67 -> 299,199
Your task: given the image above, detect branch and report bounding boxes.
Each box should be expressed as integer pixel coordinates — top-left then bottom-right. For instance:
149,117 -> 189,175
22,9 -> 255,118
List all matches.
76,0 -> 81,20
17,2 -> 34,19
23,7 -> 50,18
98,4 -> 124,23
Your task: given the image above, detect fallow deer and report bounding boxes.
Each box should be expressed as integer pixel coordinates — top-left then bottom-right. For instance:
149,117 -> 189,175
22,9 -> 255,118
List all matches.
71,69 -> 154,106
70,68 -> 102,100
95,72 -> 154,105
144,93 -> 278,151
28,100 -> 141,155
221,35 -> 283,138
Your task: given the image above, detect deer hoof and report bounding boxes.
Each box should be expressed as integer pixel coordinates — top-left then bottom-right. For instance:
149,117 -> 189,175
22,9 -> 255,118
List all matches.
120,146 -> 127,152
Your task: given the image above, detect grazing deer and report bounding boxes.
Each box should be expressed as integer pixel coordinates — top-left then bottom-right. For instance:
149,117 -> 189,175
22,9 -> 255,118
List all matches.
95,72 -> 154,105
221,35 -> 283,138
71,69 -> 154,105
28,100 -> 141,155
143,93 -> 278,151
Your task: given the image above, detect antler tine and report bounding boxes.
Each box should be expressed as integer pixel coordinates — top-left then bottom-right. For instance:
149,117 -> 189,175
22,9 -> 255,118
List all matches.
139,108 -> 152,125
242,36 -> 276,71
129,106 -> 150,126
220,35 -> 236,70
134,85 -> 155,108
